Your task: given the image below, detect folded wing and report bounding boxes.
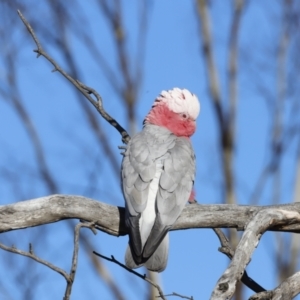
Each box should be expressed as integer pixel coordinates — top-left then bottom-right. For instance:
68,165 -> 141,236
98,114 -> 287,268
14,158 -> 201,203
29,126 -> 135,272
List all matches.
143,137 -> 196,259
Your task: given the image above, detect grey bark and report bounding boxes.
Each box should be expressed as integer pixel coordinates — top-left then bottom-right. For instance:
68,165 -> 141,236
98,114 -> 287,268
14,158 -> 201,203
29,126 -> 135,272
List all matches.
2,195 -> 300,299
211,209 -> 300,299
250,271 -> 300,300
2,194 -> 300,234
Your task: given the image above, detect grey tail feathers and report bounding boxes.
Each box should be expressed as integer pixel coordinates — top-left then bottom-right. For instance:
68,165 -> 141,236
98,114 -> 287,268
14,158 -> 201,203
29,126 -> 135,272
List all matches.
125,234 -> 169,273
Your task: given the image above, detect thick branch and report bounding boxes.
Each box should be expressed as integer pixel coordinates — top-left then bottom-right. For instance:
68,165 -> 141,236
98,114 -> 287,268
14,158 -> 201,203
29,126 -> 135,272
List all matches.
2,195 -> 300,235
210,209 -> 300,299
249,271 -> 300,300
213,228 -> 265,293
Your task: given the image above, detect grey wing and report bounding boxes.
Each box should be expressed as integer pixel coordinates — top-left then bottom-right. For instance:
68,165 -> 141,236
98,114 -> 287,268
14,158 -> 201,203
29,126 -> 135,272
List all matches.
122,126 -> 177,263
143,137 -> 196,258
121,133 -> 156,260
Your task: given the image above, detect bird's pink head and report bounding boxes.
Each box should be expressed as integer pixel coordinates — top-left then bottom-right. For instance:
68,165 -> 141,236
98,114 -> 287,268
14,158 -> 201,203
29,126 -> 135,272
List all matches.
144,88 -> 200,137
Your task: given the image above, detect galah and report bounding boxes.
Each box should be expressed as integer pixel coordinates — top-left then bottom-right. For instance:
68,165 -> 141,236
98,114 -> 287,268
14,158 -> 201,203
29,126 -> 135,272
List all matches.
121,88 -> 200,272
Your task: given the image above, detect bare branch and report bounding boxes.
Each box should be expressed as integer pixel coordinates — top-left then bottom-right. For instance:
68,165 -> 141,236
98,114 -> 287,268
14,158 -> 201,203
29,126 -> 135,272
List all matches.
248,290 -> 273,300
17,10 -> 130,144
0,220 -> 99,300
196,5 -> 247,298
64,222 -> 97,300
249,271 -> 300,300
97,0 -> 141,134
79,232 -> 126,300
45,11 -> 121,179
2,195 -> 300,236
227,0 -> 244,140
0,242 -> 69,281
213,228 -> 265,293
161,292 -> 193,299
93,252 -> 166,300
196,0 -> 223,127
3,46 -> 58,194
211,209 -> 300,299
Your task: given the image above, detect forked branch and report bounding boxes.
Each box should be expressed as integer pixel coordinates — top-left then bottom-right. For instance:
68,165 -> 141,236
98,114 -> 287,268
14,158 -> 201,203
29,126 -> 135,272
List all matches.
0,221 -> 97,300
213,228 -> 265,294
211,209 -> 300,299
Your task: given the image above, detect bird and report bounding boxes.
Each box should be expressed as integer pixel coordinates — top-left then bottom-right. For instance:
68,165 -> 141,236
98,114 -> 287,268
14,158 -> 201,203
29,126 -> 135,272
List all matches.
121,87 -> 200,272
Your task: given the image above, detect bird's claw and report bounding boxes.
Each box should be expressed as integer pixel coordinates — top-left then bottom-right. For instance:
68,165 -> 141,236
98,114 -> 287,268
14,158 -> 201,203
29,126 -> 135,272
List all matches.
118,145 -> 127,156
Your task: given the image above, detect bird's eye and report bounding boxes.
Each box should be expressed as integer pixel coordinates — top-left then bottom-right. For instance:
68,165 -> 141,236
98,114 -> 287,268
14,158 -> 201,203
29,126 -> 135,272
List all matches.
182,113 -> 188,119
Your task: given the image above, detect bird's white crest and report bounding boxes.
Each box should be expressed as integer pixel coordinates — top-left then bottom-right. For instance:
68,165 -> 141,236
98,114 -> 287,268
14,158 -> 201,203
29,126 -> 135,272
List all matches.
155,88 -> 200,120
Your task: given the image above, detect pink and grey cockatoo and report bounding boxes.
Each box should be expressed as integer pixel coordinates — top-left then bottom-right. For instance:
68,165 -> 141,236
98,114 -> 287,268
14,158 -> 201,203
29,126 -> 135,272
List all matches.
121,88 -> 200,272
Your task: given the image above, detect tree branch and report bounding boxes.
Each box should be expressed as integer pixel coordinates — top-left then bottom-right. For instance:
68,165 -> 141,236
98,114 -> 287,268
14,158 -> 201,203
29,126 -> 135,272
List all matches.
162,292 -> 193,299
0,221 -> 97,300
249,271 -> 300,300
2,195 -> 300,235
17,10 -> 130,144
211,209 -> 300,299
196,0 -> 223,127
213,228 -> 265,293
93,252 -> 166,300
64,221 -> 97,300
0,242 -> 70,280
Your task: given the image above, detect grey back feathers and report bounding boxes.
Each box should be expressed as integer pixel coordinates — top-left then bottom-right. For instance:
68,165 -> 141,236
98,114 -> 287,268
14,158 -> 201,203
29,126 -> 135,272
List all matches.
121,124 -> 196,272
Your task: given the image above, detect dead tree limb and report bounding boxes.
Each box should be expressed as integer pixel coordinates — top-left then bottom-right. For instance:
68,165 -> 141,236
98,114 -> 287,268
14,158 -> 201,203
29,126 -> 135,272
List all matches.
2,195 -> 300,235
3,196 -> 300,299
211,208 -> 300,299
213,228 -> 265,293
249,271 -> 300,300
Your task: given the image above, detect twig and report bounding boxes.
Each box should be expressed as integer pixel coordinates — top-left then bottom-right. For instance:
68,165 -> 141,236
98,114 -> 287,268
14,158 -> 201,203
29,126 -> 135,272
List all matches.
0,242 -> 70,281
64,221 -> 97,300
0,221 -> 97,300
161,292 -> 193,299
93,252 -> 166,300
79,232 -> 126,300
213,228 -> 265,293
17,10 -> 130,144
